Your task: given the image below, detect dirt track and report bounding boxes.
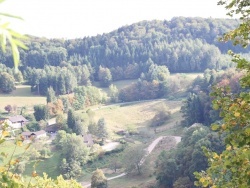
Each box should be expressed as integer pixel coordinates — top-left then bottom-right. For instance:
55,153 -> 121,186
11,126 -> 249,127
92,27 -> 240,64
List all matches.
81,136 -> 181,188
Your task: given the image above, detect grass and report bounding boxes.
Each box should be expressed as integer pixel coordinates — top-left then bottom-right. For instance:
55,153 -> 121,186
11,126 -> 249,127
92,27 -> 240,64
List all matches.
0,85 -> 35,97
79,152 -> 124,182
78,99 -> 184,187
0,140 -> 26,164
24,152 -> 61,179
0,139 -> 61,179
107,136 -> 180,188
0,85 -> 46,111
108,174 -> 155,188
155,110 -> 184,136
91,100 -> 182,133
111,79 -> 137,90
93,79 -> 137,96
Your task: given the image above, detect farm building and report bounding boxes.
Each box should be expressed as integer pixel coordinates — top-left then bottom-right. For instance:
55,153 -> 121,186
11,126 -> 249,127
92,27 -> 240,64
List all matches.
83,134 -> 94,147
21,130 -> 47,140
7,115 -> 29,129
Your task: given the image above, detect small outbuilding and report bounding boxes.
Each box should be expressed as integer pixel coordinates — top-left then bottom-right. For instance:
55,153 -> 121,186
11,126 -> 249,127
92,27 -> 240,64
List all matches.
45,125 -> 59,133
21,130 -> 47,140
83,134 -> 94,147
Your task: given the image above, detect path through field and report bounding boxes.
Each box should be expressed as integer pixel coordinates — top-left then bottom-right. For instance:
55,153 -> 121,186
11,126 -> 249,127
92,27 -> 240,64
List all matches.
81,136 -> 181,188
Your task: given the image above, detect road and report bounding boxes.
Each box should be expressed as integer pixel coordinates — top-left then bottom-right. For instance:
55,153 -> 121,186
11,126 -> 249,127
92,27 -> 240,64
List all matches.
81,136 -> 181,188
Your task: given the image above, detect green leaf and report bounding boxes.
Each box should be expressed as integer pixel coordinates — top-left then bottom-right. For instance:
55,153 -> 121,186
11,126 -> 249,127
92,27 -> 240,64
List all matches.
213,103 -> 219,110
0,12 -> 23,20
211,124 -> 220,131
0,139 -> 5,144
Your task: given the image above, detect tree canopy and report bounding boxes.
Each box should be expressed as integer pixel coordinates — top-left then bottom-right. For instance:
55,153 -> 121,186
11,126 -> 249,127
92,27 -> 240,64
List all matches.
195,1 -> 250,187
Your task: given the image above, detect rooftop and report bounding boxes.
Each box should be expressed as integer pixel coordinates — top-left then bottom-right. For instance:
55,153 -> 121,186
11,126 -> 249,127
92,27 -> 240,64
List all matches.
9,115 -> 29,123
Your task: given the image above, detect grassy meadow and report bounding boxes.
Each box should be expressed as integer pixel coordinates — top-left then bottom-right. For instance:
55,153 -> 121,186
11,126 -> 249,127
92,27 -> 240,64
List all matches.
0,140 -> 26,164
24,152 -> 61,179
0,85 -> 46,111
90,99 -> 182,132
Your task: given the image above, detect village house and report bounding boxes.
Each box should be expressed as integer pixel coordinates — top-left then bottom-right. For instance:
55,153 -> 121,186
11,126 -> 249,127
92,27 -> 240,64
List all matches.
21,130 -> 47,140
0,117 -> 7,125
83,134 -> 94,147
45,125 -> 59,133
45,118 -> 59,133
7,115 -> 29,129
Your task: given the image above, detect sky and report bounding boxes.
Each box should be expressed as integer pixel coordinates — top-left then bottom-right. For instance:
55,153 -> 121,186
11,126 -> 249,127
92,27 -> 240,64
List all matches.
0,0 -> 229,39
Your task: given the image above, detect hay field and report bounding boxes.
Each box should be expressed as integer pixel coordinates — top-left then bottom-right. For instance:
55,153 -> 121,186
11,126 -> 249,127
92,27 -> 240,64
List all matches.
92,99 -> 182,132
0,85 -> 46,111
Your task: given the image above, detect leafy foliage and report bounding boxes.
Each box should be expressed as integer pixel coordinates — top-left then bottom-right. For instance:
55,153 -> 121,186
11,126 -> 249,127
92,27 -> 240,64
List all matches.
0,121 -> 83,187
155,125 -> 225,187
0,2 -> 27,72
0,72 -> 15,93
195,1 -> 250,187
33,104 -> 49,121
91,169 -> 107,188
53,131 -> 89,179
181,68 -> 243,126
98,66 -> 112,87
218,0 -> 250,47
1,17 -> 248,80
123,145 -> 146,175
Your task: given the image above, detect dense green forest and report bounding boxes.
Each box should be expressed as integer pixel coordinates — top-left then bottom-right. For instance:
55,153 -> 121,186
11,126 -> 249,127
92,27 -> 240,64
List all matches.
2,17 -> 250,96
3,17 -> 247,73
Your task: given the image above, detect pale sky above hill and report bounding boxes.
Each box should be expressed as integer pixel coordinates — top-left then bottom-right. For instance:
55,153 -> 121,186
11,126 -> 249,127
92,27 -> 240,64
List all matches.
0,0 -> 229,39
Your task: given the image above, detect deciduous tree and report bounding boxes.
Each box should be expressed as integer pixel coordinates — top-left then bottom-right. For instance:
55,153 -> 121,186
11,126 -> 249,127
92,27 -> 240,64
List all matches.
4,104 -> 12,113
98,66 -> 112,87
91,169 -> 108,188
0,72 -> 15,93
195,1 -> 250,187
123,145 -> 146,175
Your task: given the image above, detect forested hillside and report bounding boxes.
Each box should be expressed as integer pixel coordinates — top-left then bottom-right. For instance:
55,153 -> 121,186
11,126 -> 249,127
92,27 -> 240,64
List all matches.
1,17 -> 248,75
1,4 -> 250,186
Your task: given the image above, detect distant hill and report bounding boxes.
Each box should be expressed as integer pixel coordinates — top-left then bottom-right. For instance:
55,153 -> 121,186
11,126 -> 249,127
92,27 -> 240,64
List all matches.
1,17 -> 249,73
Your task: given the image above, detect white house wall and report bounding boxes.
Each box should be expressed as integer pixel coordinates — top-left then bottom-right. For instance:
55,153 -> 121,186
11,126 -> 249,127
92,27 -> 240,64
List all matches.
8,120 -> 22,129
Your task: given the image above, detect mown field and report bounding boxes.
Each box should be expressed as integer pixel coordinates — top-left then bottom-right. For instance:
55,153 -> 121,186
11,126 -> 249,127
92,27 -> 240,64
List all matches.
0,85 -> 46,111
89,99 -> 182,133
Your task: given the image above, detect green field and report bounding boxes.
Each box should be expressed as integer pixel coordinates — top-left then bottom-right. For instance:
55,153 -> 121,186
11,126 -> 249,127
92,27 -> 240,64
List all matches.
24,152 -> 61,179
0,140 -> 26,164
90,100 -> 182,133
0,85 -> 34,97
93,79 -> 137,96
0,85 -> 46,111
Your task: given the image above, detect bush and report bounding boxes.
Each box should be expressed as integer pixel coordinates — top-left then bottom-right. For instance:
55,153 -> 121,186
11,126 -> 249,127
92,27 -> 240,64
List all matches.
104,144 -> 125,155
119,139 -> 127,144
